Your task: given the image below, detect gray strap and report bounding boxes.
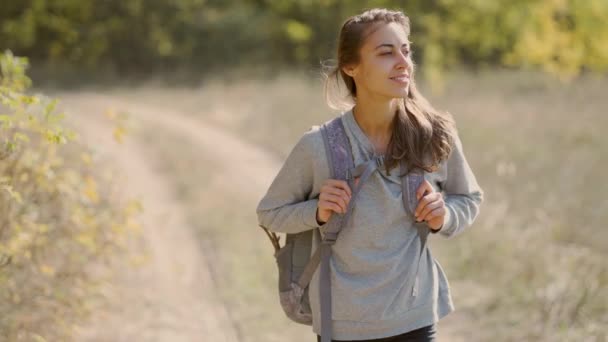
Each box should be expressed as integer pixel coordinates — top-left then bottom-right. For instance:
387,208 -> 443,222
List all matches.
321,117 -> 352,181
400,161 -> 429,243
318,116 -> 389,342
318,116 -> 355,342
297,246 -> 321,288
319,243 -> 332,341
400,161 -> 430,296
350,155 -> 383,178
319,157 -> 380,342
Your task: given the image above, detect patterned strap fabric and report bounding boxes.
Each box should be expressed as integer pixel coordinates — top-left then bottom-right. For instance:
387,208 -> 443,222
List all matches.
318,116 -> 355,342
319,116 -> 355,241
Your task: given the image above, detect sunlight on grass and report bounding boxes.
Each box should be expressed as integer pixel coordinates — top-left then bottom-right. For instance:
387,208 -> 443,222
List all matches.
133,70 -> 606,341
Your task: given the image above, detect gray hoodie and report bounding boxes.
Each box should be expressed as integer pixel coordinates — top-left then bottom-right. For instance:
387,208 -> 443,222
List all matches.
256,108 -> 484,340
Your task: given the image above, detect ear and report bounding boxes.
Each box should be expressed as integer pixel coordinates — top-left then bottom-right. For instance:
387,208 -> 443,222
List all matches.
342,65 -> 358,78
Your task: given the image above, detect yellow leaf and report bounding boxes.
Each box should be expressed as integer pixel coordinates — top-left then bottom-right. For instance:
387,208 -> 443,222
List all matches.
113,126 -> 126,144
125,199 -> 143,215
81,152 -> 92,166
39,264 -> 55,276
30,333 -> 48,342
83,176 -> 99,204
76,233 -> 96,251
2,185 -> 23,204
19,172 -> 29,182
104,108 -> 116,120
284,20 -> 312,43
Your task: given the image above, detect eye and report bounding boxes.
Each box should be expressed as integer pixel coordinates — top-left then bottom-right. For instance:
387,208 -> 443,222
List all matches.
380,49 -> 411,57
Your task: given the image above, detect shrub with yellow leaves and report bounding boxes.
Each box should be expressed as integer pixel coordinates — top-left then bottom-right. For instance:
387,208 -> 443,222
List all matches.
0,50 -> 140,341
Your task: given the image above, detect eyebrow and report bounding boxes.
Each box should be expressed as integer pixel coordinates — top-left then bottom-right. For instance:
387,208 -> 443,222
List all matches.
374,43 -> 410,50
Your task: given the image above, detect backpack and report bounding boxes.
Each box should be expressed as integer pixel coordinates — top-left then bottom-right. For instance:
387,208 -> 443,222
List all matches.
259,115 -> 430,342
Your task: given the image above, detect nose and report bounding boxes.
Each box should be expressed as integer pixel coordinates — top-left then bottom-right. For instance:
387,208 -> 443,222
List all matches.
396,51 -> 412,71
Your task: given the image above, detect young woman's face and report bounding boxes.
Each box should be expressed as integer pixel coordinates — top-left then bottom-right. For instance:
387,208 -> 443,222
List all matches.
345,22 -> 413,100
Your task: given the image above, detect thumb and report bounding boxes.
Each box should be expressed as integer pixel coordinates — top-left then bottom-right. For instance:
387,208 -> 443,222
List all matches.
416,180 -> 431,200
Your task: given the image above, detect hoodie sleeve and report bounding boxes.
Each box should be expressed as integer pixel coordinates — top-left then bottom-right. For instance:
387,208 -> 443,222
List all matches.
256,128 -> 323,234
434,131 -> 485,238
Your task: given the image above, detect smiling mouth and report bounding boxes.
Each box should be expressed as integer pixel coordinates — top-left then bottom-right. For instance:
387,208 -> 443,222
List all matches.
390,75 -> 410,83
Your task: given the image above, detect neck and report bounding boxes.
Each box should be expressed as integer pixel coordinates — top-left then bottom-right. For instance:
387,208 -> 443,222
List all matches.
352,98 -> 400,142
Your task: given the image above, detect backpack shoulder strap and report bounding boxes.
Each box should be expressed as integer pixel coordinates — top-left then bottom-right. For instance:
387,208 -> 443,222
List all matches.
315,114 -> 355,342
320,115 -> 354,181
295,115 -> 354,290
400,160 -> 430,297
400,161 -> 431,242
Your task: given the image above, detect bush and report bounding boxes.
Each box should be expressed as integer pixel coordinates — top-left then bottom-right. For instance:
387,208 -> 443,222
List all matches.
0,50 -> 140,341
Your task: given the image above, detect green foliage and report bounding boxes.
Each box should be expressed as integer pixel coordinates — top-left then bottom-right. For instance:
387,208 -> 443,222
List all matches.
505,0 -> 608,77
1,1 -> 607,80
0,50 -> 140,340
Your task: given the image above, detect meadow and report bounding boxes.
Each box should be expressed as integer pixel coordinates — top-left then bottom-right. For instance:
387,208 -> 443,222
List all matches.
96,70 -> 608,341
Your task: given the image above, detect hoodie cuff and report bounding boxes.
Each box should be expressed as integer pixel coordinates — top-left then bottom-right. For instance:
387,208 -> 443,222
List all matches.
302,199 -> 322,228
431,205 -> 453,234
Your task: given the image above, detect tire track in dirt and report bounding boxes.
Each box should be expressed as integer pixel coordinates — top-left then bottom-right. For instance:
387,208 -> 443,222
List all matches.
60,93 -> 244,342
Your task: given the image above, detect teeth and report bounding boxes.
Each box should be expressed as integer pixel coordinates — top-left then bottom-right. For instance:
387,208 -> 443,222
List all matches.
392,76 -> 408,81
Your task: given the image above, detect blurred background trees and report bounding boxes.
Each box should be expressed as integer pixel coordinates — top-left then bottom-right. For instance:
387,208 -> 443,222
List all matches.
1,0 -> 607,82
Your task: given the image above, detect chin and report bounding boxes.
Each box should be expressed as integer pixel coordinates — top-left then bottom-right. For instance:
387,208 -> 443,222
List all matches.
389,89 -> 409,99
374,87 -> 410,100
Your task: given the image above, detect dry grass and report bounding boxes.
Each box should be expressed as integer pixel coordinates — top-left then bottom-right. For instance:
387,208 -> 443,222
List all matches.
119,70 -> 606,341
138,124 -> 311,342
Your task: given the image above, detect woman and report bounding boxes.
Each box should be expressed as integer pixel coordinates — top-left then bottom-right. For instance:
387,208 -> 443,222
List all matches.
256,8 -> 484,342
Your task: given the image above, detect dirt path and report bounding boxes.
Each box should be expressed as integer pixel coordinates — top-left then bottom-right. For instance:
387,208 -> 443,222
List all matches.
59,92 -> 464,342
61,94 -> 243,342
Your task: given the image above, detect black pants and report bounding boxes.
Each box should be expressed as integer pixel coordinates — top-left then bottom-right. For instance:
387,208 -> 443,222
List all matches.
316,324 -> 436,342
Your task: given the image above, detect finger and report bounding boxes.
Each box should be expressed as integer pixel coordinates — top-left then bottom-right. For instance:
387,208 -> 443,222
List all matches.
323,185 -> 351,201
325,179 -> 352,197
322,193 -> 348,213
417,198 -> 443,222
319,199 -> 343,214
421,206 -> 446,222
319,192 -> 348,213
417,193 -> 443,220
414,187 -> 436,217
416,179 -> 433,201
